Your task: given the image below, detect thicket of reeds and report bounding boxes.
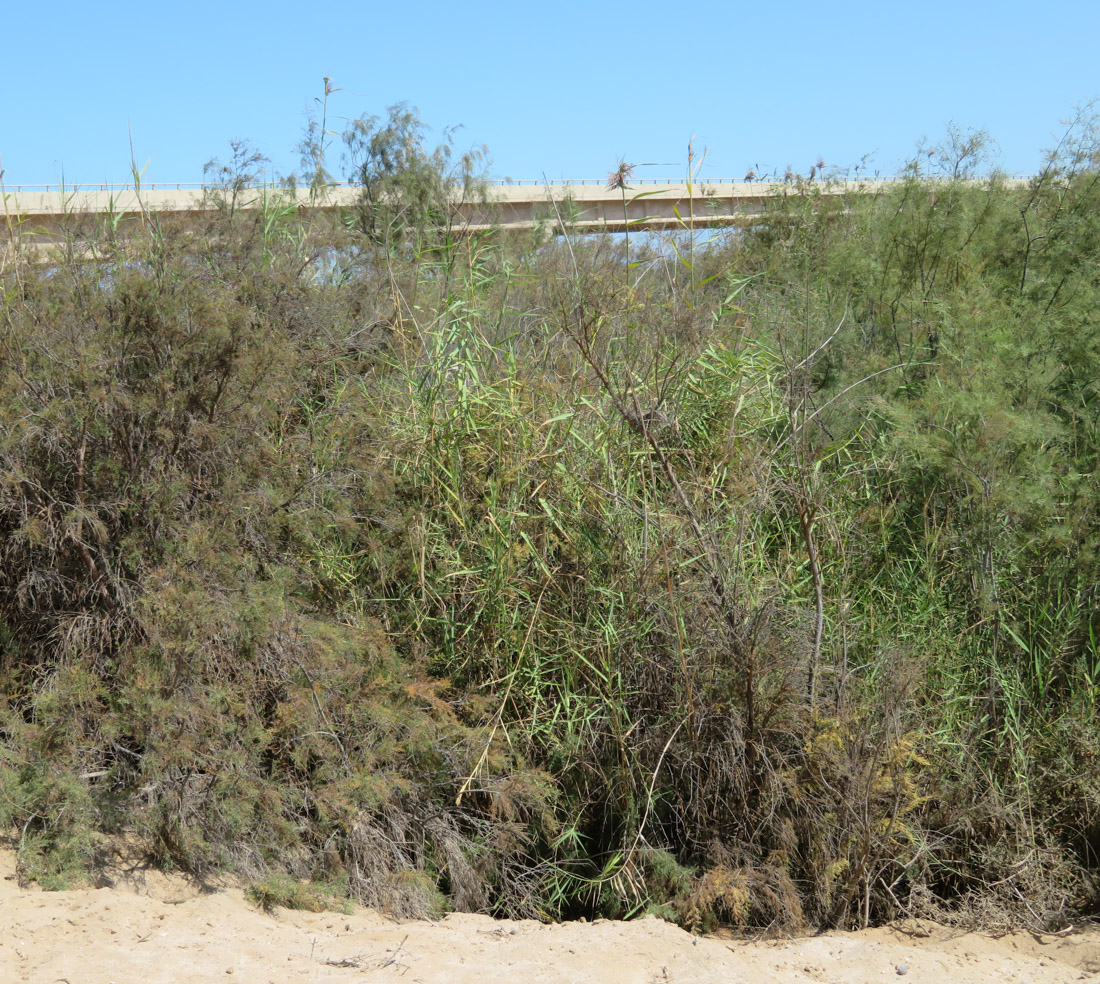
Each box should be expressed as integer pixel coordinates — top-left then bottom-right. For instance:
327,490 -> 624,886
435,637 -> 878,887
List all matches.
1,106 -> 1098,931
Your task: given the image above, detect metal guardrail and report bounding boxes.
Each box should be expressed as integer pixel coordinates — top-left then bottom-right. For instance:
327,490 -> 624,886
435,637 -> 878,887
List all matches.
3,174 -> 1036,194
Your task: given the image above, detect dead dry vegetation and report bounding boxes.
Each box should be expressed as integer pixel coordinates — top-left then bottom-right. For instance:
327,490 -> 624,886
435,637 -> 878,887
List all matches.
1,110 -> 1099,933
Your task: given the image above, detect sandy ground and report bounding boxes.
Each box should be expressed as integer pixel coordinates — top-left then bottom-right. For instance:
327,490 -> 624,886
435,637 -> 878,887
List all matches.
2,849 -> 1098,984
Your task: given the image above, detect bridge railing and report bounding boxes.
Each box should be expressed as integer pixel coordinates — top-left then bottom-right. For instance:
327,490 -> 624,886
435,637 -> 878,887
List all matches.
4,174 -> 1036,194
4,178 -> 826,192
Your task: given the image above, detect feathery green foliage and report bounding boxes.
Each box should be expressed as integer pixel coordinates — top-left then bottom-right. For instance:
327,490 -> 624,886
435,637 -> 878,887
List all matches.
2,105 -> 1099,931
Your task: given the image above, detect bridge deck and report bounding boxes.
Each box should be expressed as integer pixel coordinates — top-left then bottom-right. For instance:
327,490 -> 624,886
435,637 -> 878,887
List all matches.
3,177 -> 1028,244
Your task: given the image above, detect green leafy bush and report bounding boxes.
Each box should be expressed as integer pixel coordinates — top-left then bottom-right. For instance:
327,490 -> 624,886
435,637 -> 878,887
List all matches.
2,107 -> 1099,931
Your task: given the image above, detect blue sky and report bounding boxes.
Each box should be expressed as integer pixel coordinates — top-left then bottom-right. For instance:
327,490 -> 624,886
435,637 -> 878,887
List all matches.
2,0 -> 1097,188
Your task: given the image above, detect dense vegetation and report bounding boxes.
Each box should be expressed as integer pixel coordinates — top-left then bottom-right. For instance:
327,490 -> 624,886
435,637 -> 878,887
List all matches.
2,109 -> 1099,931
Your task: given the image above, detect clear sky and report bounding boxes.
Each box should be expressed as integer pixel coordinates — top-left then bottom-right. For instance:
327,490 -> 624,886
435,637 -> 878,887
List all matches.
3,0 -> 1098,188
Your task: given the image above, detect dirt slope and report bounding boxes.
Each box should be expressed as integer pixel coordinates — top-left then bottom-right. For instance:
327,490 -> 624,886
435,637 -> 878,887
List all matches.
2,849 -> 1097,984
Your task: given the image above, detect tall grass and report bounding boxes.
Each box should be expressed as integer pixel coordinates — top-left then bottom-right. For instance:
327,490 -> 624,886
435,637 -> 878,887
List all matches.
1,119 -> 1099,930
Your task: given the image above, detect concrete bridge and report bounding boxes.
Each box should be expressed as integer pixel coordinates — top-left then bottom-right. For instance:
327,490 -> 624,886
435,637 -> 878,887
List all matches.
2,175 -> 1027,248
